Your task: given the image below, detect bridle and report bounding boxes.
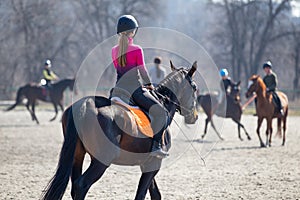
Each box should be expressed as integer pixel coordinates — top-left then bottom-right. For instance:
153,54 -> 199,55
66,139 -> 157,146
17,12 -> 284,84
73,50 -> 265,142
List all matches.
154,74 -> 197,119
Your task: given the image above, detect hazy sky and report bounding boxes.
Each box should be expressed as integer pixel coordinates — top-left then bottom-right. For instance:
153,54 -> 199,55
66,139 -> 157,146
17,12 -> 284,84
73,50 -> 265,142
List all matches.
291,0 -> 300,17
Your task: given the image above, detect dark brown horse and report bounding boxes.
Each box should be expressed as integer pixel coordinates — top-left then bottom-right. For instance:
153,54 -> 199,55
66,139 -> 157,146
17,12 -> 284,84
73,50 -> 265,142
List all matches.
246,75 -> 288,147
197,81 -> 251,141
41,61 -> 199,200
6,78 -> 75,124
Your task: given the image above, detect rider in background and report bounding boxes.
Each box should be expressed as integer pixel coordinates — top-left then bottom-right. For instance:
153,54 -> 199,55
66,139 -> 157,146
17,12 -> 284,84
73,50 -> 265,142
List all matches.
111,15 -> 168,158
149,56 -> 166,85
42,59 -> 58,87
262,61 -> 284,116
41,59 -> 58,100
219,68 -> 235,104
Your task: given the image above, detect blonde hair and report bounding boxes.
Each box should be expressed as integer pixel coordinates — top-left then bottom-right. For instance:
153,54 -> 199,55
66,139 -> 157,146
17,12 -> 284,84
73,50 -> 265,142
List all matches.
118,33 -> 129,67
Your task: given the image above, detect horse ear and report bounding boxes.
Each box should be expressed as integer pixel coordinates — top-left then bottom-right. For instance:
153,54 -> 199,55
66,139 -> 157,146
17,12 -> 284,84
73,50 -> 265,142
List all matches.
188,61 -> 197,77
170,60 -> 176,71
254,75 -> 260,80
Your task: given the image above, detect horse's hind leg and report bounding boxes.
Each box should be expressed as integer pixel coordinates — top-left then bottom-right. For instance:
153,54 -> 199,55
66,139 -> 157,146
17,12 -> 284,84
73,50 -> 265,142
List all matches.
148,178 -> 161,200
73,158 -> 108,200
135,170 -> 159,200
282,111 -> 288,146
71,140 -> 86,199
276,117 -> 282,138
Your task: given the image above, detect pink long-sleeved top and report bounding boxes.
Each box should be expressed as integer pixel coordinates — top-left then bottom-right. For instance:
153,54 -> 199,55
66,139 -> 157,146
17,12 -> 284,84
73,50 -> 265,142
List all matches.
111,37 -> 151,90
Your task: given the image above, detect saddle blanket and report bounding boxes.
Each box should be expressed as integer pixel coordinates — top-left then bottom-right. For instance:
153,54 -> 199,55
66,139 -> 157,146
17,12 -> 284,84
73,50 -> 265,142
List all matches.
111,97 -> 154,138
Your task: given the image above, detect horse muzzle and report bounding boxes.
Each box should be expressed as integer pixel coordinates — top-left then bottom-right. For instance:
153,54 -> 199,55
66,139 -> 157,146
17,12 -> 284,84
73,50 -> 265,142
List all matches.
184,109 -> 198,124
245,92 -> 251,98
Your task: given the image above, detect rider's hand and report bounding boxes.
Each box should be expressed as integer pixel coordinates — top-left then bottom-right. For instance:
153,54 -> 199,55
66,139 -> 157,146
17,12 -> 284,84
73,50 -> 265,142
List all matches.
145,84 -> 154,90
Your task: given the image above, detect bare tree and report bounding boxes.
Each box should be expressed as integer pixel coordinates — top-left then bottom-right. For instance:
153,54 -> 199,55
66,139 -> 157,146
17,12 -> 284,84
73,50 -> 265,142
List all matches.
209,0 -> 292,82
290,21 -> 300,99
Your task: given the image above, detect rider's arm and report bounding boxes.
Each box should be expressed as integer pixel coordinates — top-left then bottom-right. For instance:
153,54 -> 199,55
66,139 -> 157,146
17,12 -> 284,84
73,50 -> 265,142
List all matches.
268,73 -> 277,91
43,69 -> 57,80
50,71 -> 58,80
136,47 -> 151,86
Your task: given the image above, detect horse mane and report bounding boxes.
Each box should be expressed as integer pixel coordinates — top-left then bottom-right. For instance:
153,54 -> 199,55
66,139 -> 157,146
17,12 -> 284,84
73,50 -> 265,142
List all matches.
157,67 -> 185,93
255,76 -> 267,91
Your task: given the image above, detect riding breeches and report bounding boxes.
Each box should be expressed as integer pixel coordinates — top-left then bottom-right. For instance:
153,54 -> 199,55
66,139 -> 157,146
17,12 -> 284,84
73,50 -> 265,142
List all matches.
132,87 -> 168,141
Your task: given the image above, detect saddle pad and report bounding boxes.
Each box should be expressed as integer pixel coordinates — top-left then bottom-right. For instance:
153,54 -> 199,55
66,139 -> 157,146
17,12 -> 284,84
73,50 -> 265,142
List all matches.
111,97 -> 154,138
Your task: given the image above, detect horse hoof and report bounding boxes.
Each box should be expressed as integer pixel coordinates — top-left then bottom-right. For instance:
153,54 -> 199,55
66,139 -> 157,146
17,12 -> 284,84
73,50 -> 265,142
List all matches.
247,136 -> 251,140
220,137 -> 224,141
260,143 -> 266,148
239,137 -> 243,141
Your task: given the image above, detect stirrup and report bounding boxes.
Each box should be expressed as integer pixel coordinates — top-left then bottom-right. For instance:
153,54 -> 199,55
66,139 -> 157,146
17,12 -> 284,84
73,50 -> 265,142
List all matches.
150,141 -> 169,159
279,109 -> 284,117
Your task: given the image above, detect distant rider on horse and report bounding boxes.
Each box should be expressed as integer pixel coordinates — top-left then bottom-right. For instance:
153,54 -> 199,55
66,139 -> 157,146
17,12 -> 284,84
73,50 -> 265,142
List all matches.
219,68 -> 235,103
41,59 -> 58,100
111,15 -> 168,158
262,61 -> 284,116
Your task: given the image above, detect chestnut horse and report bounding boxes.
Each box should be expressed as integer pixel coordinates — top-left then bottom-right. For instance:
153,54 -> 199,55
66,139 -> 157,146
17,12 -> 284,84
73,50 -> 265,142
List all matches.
6,78 -> 75,124
41,61 -> 199,200
197,81 -> 251,141
246,75 -> 288,147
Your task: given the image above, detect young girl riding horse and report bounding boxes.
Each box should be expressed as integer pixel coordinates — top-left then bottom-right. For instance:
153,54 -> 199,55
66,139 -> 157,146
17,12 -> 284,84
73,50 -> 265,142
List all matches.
111,15 -> 168,158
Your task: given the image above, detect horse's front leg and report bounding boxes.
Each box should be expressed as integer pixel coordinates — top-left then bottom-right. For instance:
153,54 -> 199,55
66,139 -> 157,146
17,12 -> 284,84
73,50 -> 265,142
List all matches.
210,117 -> 224,140
257,117 -> 265,147
31,103 -> 39,124
201,117 -> 210,139
50,103 -> 58,121
135,170 -> 159,200
233,119 -> 251,140
266,119 -> 273,147
148,178 -> 161,200
237,123 -> 242,141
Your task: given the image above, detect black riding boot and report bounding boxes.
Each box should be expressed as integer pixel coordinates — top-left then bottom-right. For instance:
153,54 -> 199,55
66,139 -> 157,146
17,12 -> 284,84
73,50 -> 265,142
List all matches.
150,130 -> 168,159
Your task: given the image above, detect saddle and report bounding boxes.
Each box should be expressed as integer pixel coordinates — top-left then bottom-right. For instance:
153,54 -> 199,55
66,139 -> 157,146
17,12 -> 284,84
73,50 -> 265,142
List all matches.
267,91 -> 282,114
111,96 -> 154,138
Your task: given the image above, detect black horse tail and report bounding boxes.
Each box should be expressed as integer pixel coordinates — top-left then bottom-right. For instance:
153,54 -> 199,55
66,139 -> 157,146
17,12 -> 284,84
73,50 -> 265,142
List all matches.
6,86 -> 26,111
196,95 -> 205,108
41,107 -> 77,200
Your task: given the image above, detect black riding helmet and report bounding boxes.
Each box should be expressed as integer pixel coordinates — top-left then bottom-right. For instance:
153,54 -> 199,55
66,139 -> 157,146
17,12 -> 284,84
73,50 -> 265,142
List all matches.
263,61 -> 272,69
117,15 -> 138,34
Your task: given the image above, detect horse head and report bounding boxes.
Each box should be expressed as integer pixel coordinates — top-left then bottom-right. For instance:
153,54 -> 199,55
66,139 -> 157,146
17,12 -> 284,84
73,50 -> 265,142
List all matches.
65,78 -> 77,95
163,61 -> 198,124
230,80 -> 241,103
245,75 -> 262,98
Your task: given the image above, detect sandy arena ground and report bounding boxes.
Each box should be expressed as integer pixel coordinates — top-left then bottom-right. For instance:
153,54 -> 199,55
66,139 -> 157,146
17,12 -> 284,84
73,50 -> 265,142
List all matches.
0,107 -> 300,200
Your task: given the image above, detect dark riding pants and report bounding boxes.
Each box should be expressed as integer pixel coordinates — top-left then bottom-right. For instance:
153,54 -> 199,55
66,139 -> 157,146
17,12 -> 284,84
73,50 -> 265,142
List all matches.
132,87 -> 168,142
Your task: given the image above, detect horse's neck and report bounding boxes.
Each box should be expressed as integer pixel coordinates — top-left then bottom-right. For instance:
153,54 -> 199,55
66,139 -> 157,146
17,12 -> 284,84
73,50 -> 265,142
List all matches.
155,85 -> 178,118
54,81 -> 69,92
256,86 -> 269,104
